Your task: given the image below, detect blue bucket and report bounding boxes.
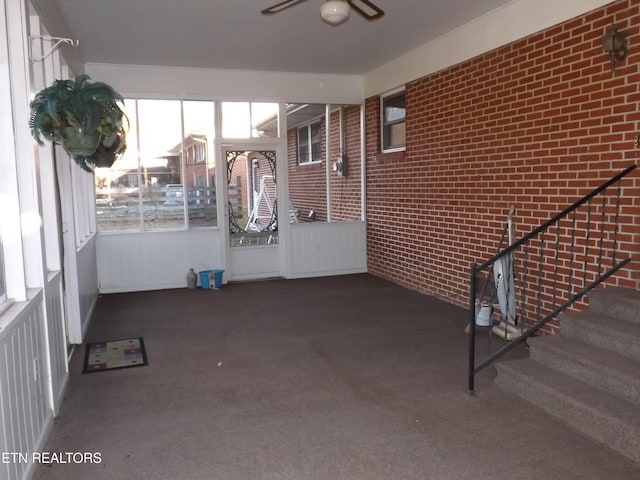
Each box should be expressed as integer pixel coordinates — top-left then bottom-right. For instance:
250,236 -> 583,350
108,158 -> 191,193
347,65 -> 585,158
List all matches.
199,269 -> 225,289
198,270 -> 212,289
212,269 -> 224,288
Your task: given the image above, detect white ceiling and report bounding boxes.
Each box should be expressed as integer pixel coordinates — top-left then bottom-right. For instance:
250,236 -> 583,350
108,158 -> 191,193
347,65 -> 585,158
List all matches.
49,0 -> 512,75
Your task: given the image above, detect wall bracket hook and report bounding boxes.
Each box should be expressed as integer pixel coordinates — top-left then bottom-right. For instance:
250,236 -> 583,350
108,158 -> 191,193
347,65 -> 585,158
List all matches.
29,35 -> 79,62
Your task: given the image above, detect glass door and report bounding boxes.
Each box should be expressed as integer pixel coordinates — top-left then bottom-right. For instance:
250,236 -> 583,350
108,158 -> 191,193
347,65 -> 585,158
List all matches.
224,148 -> 282,280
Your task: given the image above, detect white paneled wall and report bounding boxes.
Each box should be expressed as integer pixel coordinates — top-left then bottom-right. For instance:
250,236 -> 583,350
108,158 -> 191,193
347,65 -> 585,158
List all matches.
288,221 -> 367,278
76,238 -> 99,337
228,245 -> 281,282
96,224 -> 366,291
0,292 -> 53,480
44,272 -> 68,415
97,229 -> 223,293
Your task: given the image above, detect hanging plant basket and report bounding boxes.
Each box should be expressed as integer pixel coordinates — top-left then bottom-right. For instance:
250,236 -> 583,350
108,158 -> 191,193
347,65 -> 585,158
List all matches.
61,127 -> 102,156
29,75 -> 128,173
74,132 -> 126,172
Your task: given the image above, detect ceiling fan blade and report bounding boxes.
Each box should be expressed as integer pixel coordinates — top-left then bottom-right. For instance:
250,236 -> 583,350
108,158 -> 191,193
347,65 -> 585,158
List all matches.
261,0 -> 309,15
347,0 -> 384,20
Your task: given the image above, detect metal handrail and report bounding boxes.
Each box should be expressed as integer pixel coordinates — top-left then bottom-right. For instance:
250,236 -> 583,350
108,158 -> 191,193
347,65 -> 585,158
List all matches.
476,164 -> 636,272
468,164 -> 637,395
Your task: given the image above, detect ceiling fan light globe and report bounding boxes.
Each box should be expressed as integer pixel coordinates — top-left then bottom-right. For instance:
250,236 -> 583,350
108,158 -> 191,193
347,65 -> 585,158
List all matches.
320,0 -> 350,25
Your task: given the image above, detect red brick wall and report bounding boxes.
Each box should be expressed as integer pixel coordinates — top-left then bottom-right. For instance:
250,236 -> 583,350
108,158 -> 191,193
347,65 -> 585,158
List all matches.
288,106 -> 363,221
288,119 -> 327,220
365,0 -> 640,324
330,106 -> 362,221
227,151 -> 248,218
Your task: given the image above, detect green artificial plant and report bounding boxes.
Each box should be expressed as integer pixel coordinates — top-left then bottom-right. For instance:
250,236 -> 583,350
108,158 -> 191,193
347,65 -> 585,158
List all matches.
29,74 -> 127,172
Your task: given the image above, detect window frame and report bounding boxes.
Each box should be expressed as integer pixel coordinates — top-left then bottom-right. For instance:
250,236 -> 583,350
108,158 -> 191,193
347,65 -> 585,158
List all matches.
380,88 -> 406,153
95,99 -> 218,232
297,119 -> 323,165
0,238 -> 6,306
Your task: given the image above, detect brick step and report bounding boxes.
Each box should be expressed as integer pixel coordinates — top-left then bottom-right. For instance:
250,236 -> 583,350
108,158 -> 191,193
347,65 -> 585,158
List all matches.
560,311 -> 640,362
528,334 -> 640,405
588,287 -> 640,325
495,358 -> 640,464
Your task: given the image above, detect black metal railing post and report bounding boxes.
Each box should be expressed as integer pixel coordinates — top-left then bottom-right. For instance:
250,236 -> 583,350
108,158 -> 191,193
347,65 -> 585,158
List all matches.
468,263 -> 477,396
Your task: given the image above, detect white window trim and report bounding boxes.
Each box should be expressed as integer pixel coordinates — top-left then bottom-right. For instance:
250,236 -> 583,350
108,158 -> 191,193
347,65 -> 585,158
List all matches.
297,119 -> 323,165
97,99 -> 222,232
0,239 -> 6,306
380,87 -> 406,153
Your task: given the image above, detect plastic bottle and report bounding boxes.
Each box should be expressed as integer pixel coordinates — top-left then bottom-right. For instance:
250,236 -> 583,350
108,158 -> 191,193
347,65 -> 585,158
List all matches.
186,268 -> 198,289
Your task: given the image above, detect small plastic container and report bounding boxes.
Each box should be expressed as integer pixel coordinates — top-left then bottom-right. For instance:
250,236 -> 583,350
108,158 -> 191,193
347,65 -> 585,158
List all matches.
198,270 -> 212,289
475,303 -> 493,326
199,269 -> 225,289
210,269 -> 224,289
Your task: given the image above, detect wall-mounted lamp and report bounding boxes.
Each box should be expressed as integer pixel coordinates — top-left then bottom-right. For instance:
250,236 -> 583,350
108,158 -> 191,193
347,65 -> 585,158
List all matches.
601,25 -> 628,72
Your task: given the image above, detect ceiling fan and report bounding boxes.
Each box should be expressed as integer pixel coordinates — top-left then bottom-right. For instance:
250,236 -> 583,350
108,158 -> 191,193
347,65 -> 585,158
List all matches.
261,0 -> 384,26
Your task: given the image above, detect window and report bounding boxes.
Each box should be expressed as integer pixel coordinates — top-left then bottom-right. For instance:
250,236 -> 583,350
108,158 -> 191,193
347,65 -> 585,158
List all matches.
95,99 -> 217,231
0,239 -> 6,305
195,143 -> 205,163
287,103 -> 362,223
71,162 -> 96,246
381,89 -> 406,152
298,120 -> 322,164
221,102 -> 279,139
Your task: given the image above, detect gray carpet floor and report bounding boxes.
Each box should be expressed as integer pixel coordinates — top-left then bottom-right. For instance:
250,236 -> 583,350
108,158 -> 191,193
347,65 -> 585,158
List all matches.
34,274 -> 640,479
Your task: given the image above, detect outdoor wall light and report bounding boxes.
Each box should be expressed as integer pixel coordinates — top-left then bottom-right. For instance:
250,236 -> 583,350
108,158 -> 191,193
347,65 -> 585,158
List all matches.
601,25 -> 628,72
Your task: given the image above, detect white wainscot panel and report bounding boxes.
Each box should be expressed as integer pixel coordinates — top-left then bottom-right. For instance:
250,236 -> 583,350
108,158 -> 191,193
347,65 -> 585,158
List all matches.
76,236 -> 99,335
0,292 -> 53,480
45,272 -> 68,415
97,229 -> 223,293
228,245 -> 281,282
288,221 -> 367,278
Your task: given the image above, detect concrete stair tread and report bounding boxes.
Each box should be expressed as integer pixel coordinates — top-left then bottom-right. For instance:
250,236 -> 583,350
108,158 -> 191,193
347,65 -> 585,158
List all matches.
496,358 -> 640,463
588,287 -> 640,324
560,310 -> 640,363
496,358 -> 639,425
562,310 -> 640,335
494,287 -> 640,463
529,334 -> 640,404
530,334 -> 640,380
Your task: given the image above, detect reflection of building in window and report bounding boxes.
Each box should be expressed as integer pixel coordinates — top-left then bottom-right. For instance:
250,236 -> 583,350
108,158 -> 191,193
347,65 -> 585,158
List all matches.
126,174 -> 139,187
246,152 -> 277,231
286,103 -> 362,223
170,134 -> 211,188
246,175 -> 276,232
183,138 -> 206,164
226,151 -> 248,222
95,99 -> 217,231
381,89 -> 406,152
